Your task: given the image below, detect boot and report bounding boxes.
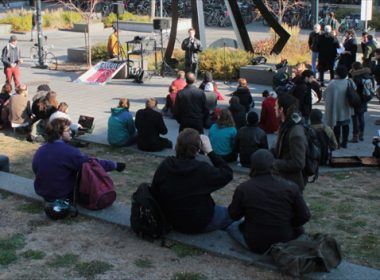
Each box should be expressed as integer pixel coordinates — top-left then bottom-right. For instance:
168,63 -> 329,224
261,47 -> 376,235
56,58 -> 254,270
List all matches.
349,134 -> 359,143
359,132 -> 364,141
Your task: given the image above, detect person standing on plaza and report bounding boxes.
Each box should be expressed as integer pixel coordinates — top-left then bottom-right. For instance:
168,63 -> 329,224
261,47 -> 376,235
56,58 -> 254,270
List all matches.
326,12 -> 339,35
317,25 -> 340,87
173,72 -> 209,133
181,28 -> 202,77
372,48 -> 380,96
363,35 -> 379,68
1,0 -> 10,9
2,35 -> 22,88
338,29 -> 357,72
308,24 -> 321,75
107,27 -> 120,59
30,7 -> 46,42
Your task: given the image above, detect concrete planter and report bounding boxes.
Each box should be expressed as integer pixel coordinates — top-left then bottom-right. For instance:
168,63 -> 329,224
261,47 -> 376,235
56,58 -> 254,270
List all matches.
0,24 -> 12,34
72,22 -> 104,33
67,47 -> 87,63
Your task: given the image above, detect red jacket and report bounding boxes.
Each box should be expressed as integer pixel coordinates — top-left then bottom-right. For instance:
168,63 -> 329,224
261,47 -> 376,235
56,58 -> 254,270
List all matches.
259,97 -> 279,134
170,78 -> 187,105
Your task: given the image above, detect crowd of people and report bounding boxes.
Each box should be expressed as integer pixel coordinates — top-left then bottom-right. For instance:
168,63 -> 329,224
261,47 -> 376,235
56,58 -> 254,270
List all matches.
1,26 -> 380,258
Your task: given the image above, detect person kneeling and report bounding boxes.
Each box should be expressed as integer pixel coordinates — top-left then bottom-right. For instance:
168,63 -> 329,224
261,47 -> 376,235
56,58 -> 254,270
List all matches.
135,98 -> 172,152
227,149 -> 310,254
33,118 -> 125,202
151,129 -> 233,234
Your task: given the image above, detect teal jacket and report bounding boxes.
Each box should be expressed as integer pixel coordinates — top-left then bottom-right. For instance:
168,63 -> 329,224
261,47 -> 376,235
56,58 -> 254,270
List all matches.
107,107 -> 136,146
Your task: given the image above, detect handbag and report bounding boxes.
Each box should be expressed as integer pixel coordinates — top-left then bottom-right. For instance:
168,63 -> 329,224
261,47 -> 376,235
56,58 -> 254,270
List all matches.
346,79 -> 360,107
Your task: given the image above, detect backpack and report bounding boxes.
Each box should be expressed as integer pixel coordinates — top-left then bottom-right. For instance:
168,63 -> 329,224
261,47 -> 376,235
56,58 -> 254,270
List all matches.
275,82 -> 295,96
273,72 -> 290,89
78,158 -> 116,210
130,183 -> 170,242
314,127 -> 330,166
268,233 -> 342,277
361,77 -> 375,102
303,124 -> 321,183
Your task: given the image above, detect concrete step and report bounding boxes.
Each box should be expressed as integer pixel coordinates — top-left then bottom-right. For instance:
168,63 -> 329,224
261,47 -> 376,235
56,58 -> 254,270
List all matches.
0,171 -> 379,279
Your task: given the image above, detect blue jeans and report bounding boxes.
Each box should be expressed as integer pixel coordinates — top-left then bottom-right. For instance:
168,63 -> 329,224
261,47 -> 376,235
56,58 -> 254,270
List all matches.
311,51 -> 318,74
227,220 -> 249,249
0,155 -> 10,172
203,205 -> 233,232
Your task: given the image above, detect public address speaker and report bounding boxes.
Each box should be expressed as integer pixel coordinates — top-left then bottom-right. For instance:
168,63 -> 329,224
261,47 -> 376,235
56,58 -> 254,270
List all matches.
113,2 -> 125,15
153,18 -> 170,30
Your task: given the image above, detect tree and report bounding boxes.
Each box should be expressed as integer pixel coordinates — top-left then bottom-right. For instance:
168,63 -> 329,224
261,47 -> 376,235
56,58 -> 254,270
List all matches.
263,0 -> 302,24
58,0 -> 100,67
150,0 -> 156,19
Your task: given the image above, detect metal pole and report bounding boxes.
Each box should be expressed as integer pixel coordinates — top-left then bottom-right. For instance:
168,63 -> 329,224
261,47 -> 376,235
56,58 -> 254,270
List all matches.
315,0 -> 319,25
36,0 -> 46,68
160,0 -> 163,18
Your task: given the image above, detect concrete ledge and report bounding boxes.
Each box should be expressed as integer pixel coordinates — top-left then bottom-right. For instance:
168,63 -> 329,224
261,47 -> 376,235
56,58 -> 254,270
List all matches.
0,24 -> 12,34
71,22 -> 104,33
0,171 -> 379,279
240,65 -> 291,86
116,18 -> 192,33
67,47 -> 87,63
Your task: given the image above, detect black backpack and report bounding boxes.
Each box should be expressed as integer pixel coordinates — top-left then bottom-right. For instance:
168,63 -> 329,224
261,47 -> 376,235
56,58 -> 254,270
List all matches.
130,183 -> 170,242
273,72 -> 290,89
303,124 -> 321,183
314,127 -> 330,166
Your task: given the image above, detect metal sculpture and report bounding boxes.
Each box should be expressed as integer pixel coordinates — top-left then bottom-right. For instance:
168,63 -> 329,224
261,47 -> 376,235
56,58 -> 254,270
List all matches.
164,0 -> 291,61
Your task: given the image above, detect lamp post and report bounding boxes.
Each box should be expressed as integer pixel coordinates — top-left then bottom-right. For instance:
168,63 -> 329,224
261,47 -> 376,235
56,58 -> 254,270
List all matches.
36,0 -> 47,68
315,0 -> 319,25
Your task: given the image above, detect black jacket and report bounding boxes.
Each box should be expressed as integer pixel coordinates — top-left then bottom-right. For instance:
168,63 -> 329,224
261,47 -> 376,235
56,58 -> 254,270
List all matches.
232,86 -> 253,112
234,125 -> 268,167
228,173 -> 310,254
151,152 -> 233,234
181,37 -> 202,65
371,59 -> 380,85
350,67 -> 373,113
173,84 -> 209,129
135,108 -> 168,150
317,32 -> 339,69
228,103 -> 246,129
292,76 -> 312,118
308,31 -> 320,52
339,37 -> 357,71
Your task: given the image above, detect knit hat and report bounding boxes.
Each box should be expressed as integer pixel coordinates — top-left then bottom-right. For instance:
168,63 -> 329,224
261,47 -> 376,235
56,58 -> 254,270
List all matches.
204,82 -> 214,92
9,35 -> 17,42
269,91 -> 277,99
247,111 -> 259,125
249,149 -> 274,176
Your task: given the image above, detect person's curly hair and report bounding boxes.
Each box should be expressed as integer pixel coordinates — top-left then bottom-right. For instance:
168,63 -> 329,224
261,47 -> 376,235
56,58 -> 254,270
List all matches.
45,118 -> 71,143
217,109 -> 235,128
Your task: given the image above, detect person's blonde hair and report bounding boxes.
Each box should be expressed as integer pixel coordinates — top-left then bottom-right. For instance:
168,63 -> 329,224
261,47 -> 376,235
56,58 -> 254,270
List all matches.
145,98 -> 157,109
238,78 -> 248,87
118,98 -> 130,109
16,84 -> 27,95
58,102 -> 68,112
177,70 -> 185,79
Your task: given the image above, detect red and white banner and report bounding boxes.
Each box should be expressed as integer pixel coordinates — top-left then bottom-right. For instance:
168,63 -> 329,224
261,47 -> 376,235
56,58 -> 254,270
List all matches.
75,61 -> 126,85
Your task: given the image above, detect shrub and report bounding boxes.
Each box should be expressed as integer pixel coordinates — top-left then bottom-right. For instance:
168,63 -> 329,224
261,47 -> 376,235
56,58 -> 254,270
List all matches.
103,12 -> 150,28
0,10 -> 32,32
198,48 -> 254,80
91,42 -> 128,63
253,24 -> 310,66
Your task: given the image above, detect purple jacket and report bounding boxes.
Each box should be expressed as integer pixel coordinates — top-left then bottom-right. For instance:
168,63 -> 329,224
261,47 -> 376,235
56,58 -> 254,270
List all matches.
32,140 -> 116,201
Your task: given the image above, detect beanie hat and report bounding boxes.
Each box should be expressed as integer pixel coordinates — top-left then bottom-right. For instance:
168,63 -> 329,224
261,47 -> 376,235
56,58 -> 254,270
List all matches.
249,149 -> 274,176
247,111 -> 259,125
9,35 -> 17,42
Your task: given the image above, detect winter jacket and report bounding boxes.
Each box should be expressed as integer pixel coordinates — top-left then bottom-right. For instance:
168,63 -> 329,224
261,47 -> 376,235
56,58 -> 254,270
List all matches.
2,43 -> 21,68
228,173 -> 310,254
181,37 -> 202,65
324,79 -> 353,128
363,40 -> 378,65
107,107 -> 136,146
33,140 -> 116,201
173,84 -> 209,131
259,96 -> 279,134
232,86 -> 253,112
234,125 -> 268,167
135,108 -> 168,151
151,152 -> 233,233
371,59 -> 380,85
228,103 -> 246,129
350,67 -> 373,113
209,124 -> 237,156
171,78 -> 187,95
339,37 -> 357,71
308,31 -> 320,52
317,32 -> 340,71
8,94 -> 32,125
273,113 -> 308,191
292,76 -> 312,119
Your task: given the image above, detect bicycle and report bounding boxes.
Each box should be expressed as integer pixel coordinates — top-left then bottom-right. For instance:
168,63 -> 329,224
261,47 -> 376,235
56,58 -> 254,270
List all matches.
30,43 -> 58,70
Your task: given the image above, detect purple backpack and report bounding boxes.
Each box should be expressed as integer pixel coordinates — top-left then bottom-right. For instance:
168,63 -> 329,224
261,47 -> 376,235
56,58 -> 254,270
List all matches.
78,159 -> 116,210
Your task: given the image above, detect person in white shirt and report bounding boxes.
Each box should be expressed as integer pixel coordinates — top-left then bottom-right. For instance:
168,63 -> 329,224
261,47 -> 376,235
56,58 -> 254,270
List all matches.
49,102 -> 81,132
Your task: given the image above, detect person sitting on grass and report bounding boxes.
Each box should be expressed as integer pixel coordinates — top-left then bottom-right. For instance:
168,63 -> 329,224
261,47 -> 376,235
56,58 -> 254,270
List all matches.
310,109 -> 338,165
0,154 -> 10,172
49,102 -> 82,134
0,83 -> 12,129
107,98 -> 136,147
33,118 -> 125,202
135,98 -> 173,152
227,149 -> 310,254
151,128 -> 233,234
234,111 -> 268,168
209,109 -> 237,162
232,78 -> 253,113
